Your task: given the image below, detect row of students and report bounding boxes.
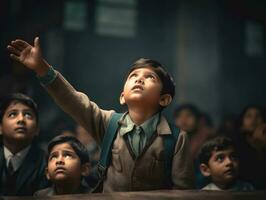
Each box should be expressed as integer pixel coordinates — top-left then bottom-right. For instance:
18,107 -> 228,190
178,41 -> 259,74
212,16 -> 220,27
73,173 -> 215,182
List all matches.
0,93 -> 260,196
1,37 -> 265,196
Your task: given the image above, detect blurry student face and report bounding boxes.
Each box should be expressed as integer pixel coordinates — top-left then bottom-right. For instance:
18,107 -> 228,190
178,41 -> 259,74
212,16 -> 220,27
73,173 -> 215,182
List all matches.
120,67 -> 171,110
46,143 -> 86,183
175,109 -> 198,133
0,101 -> 38,145
242,108 -> 264,133
251,123 -> 266,149
201,147 -> 239,188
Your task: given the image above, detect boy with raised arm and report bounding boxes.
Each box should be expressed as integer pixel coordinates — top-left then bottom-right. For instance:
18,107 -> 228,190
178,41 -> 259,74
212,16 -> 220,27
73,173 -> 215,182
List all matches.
7,37 -> 194,192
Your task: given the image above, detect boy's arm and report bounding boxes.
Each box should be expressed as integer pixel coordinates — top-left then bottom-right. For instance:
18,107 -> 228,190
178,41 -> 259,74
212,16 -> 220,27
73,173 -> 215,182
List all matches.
7,37 -> 114,143
44,71 -> 114,143
172,131 -> 195,189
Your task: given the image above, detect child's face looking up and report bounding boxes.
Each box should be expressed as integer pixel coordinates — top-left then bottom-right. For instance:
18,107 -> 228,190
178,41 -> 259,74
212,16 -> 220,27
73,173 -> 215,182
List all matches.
120,67 -> 169,110
1,101 -> 38,145
204,147 -> 239,187
46,143 -> 85,183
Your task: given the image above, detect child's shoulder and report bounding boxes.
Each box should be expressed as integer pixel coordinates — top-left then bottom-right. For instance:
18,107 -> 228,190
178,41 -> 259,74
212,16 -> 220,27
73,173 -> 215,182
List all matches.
34,187 -> 55,196
233,180 -> 254,191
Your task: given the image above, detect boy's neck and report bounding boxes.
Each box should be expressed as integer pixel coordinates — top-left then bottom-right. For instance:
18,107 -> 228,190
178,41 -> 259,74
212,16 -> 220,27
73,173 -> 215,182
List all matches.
55,179 -> 81,195
128,107 -> 159,125
3,140 -> 31,154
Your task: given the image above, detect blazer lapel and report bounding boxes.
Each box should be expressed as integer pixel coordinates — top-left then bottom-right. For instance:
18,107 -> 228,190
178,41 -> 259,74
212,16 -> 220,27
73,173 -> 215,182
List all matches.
15,144 -> 40,192
0,146 -> 5,191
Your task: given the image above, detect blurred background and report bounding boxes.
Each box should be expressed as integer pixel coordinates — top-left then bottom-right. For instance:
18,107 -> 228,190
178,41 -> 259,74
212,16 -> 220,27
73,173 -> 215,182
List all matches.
1,0 -> 266,142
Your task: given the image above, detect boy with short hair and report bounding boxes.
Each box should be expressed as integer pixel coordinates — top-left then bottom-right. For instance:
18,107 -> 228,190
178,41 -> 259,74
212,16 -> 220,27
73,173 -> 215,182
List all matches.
7,37 -> 194,192
34,135 -> 91,196
198,136 -> 253,191
0,93 -> 48,195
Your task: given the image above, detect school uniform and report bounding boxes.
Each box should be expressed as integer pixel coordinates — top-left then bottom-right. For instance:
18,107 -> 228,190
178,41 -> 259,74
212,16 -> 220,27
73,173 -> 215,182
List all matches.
202,180 -> 254,191
0,136 -> 48,196
41,70 -> 195,192
34,183 -> 91,196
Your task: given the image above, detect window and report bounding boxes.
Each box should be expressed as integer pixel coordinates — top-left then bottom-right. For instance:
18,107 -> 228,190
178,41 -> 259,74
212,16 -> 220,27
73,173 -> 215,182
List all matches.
95,0 -> 137,38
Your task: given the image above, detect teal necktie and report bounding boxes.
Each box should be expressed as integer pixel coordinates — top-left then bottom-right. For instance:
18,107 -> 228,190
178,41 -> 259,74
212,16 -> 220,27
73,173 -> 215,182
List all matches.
8,158 -> 15,175
132,126 -> 142,156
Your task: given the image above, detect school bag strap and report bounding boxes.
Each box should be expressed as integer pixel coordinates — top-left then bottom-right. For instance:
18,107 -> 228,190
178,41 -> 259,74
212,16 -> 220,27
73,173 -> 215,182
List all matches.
97,112 -> 123,180
163,124 -> 180,187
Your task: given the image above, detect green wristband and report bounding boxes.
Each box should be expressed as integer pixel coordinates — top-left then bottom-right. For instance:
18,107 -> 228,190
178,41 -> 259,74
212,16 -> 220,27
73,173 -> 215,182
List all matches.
37,66 -> 57,85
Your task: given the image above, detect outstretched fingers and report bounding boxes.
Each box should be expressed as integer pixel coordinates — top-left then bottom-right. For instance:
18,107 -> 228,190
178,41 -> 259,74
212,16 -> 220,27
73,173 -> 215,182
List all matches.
10,54 -> 20,62
10,41 -> 25,51
15,39 -> 31,48
7,45 -> 21,56
11,39 -> 31,51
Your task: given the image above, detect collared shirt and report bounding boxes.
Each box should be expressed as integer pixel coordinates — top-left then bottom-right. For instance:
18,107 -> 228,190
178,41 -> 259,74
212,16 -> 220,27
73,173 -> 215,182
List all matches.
119,112 -> 160,155
202,181 -> 254,191
4,145 -> 31,172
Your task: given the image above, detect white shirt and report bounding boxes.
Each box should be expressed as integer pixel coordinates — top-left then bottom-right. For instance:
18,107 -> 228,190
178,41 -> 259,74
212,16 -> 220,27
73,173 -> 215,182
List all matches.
4,145 -> 31,172
202,181 -> 254,191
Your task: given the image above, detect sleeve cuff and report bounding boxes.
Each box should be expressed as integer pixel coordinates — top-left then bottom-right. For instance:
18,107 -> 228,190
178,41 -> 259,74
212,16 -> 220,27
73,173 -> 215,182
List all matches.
37,66 -> 57,85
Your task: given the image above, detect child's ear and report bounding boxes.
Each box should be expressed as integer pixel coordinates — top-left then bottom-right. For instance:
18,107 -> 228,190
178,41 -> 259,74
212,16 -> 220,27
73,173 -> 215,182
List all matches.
199,163 -> 211,177
45,167 -> 50,180
159,94 -> 172,107
119,92 -> 126,105
81,162 -> 91,177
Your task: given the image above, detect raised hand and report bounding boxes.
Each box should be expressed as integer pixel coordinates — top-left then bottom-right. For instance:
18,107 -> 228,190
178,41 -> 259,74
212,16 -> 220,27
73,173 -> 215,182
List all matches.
7,37 -> 50,76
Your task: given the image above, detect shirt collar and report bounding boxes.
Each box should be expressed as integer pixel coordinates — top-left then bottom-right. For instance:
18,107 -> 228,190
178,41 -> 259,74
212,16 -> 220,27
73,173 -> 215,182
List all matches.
4,145 -> 31,171
203,181 -> 248,191
119,113 -> 135,136
119,112 -> 160,137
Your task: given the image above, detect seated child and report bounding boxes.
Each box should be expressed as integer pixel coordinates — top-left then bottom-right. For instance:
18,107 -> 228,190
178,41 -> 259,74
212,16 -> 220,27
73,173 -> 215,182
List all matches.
34,135 -> 91,196
7,37 -> 194,192
0,93 -> 48,196
235,105 -> 266,189
198,136 -> 253,191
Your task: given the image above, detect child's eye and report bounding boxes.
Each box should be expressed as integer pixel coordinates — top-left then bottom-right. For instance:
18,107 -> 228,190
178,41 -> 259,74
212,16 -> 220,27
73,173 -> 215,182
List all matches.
215,155 -> 224,162
8,112 -> 17,118
24,112 -> 33,119
230,154 -> 238,161
65,154 -> 73,159
146,75 -> 155,80
129,73 -> 137,79
63,152 -> 75,159
49,155 -> 57,161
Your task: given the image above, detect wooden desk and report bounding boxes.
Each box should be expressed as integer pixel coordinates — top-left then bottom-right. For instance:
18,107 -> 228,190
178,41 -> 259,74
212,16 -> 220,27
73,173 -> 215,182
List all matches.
1,190 -> 266,200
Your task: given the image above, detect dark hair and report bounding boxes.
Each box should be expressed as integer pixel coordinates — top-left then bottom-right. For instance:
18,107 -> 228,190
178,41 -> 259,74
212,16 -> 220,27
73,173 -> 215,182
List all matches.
198,136 -> 235,165
47,135 -> 90,164
0,93 -> 39,123
128,58 -> 175,99
173,103 -> 201,120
